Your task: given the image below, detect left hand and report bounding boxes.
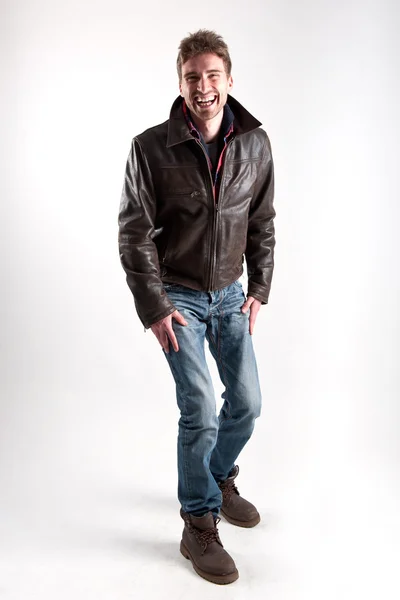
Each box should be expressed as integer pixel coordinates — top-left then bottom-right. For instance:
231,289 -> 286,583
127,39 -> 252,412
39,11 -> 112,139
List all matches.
241,296 -> 262,335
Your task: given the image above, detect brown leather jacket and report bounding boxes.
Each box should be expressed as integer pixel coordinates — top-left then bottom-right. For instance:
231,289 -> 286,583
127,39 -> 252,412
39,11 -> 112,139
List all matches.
118,95 -> 276,329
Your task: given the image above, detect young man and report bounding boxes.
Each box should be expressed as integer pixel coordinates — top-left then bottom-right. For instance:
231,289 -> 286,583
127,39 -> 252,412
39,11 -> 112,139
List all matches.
118,30 -> 275,585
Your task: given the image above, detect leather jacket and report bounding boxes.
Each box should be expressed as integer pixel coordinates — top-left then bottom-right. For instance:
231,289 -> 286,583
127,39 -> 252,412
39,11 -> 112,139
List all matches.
118,94 -> 276,329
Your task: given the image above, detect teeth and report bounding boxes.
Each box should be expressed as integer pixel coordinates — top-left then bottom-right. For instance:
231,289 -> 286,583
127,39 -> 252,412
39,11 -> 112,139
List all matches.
196,95 -> 216,103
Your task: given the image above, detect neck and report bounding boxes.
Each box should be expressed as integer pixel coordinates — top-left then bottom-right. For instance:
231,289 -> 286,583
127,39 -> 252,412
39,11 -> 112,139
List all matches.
191,110 -> 224,143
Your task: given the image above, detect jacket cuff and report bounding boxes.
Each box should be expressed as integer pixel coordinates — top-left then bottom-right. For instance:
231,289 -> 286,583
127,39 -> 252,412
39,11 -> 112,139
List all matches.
140,303 -> 176,329
247,281 -> 270,305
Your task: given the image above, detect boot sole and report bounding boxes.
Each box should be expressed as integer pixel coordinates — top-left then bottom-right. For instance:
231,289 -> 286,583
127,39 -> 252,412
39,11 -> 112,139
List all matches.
220,509 -> 261,528
180,541 -> 239,585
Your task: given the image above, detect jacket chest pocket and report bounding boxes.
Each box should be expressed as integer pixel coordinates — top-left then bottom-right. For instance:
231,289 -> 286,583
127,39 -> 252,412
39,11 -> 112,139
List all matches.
163,189 -> 200,198
159,189 -> 205,222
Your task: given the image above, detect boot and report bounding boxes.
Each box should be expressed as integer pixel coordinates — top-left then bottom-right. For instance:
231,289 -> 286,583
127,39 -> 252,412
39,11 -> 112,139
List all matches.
180,508 -> 239,584
219,465 -> 261,528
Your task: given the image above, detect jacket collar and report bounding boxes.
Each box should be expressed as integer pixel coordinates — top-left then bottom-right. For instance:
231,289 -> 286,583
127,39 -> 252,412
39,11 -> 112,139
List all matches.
166,94 -> 262,148
182,100 -> 235,147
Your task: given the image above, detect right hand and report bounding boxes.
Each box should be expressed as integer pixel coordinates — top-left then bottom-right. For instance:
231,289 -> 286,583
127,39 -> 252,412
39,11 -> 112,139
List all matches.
150,310 -> 188,353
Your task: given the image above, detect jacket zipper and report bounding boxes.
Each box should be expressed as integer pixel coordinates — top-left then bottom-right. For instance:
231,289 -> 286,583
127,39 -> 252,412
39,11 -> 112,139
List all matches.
209,137 -> 234,290
194,139 -> 217,290
202,137 -> 235,290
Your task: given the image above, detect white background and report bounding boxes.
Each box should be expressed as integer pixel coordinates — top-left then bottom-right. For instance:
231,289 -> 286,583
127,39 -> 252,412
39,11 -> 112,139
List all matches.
1,0 -> 399,598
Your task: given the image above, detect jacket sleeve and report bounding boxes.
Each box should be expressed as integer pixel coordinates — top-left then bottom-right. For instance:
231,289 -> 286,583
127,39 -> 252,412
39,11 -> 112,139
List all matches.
118,137 -> 176,328
245,133 -> 276,304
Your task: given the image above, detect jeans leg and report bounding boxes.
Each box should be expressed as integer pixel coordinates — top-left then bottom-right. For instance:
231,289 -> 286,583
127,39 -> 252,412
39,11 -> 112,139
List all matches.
162,287 -> 222,517
206,283 -> 262,482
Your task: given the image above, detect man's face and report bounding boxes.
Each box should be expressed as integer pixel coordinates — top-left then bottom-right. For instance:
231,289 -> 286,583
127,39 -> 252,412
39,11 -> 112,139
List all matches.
179,53 -> 233,123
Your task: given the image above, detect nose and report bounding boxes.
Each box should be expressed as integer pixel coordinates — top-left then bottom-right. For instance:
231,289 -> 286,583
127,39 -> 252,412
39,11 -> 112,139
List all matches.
197,75 -> 210,94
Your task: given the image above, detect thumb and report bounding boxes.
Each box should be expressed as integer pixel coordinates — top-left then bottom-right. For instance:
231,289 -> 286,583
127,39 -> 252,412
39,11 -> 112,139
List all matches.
172,310 -> 188,326
241,297 -> 254,313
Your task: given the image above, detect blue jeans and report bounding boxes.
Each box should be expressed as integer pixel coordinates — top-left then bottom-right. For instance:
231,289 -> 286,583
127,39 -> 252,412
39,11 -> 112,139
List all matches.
162,280 -> 262,517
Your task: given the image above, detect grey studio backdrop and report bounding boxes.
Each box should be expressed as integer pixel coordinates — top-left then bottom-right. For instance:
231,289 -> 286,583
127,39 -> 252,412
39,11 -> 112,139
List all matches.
1,1 -> 399,599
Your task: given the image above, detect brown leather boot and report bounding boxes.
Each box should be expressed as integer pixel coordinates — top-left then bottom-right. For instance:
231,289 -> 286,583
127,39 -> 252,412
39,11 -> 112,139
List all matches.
180,508 -> 239,584
219,465 -> 261,528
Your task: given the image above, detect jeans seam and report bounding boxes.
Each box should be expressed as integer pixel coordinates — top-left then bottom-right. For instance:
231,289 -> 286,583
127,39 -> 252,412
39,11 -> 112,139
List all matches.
208,315 -> 232,422
167,358 -> 193,502
218,313 -> 232,421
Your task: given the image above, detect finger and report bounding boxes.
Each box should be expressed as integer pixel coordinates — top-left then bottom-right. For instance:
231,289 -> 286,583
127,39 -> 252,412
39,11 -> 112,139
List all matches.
249,309 -> 257,335
172,310 -> 188,326
241,297 -> 254,313
166,326 -> 180,352
249,303 -> 260,335
160,332 -> 170,353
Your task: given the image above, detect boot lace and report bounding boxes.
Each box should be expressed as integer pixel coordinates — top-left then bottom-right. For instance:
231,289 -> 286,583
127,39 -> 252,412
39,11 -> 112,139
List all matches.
219,478 -> 240,504
184,515 -> 223,555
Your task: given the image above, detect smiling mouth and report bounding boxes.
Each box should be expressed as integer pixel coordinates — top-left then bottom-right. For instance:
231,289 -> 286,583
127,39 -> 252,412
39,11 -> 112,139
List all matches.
194,95 -> 217,108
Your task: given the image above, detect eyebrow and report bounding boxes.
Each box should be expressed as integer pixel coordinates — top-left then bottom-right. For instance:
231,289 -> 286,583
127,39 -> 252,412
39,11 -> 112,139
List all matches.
183,69 -> 223,78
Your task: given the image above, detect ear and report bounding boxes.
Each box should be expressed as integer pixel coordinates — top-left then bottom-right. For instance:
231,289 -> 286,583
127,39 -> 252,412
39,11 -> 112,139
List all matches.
179,81 -> 183,96
228,75 -> 233,91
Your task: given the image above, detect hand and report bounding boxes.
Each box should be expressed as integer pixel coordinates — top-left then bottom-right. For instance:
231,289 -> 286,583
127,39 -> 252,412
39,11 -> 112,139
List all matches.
150,310 -> 188,353
241,296 -> 262,335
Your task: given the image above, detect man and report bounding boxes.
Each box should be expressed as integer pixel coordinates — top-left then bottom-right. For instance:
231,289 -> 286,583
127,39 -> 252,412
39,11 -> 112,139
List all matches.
118,29 -> 275,585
